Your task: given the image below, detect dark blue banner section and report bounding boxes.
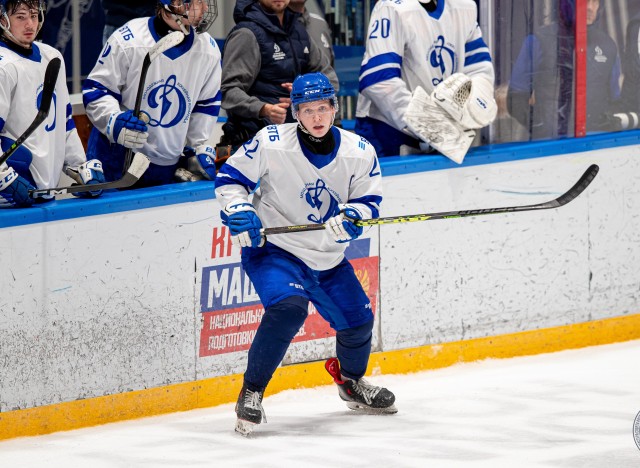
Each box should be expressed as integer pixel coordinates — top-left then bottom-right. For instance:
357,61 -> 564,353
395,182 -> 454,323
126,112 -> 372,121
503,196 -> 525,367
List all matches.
40,1 -> 105,82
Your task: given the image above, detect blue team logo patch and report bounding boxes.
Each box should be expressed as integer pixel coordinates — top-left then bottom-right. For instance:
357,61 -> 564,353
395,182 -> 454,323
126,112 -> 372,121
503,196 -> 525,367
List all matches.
37,89 -> 57,132
98,44 -> 112,65
428,35 -> 458,86
303,178 -> 341,224
145,75 -> 190,128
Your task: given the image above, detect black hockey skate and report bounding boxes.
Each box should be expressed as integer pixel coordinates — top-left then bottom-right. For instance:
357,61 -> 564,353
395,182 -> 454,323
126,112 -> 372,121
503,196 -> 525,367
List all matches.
235,384 -> 267,436
325,358 -> 397,414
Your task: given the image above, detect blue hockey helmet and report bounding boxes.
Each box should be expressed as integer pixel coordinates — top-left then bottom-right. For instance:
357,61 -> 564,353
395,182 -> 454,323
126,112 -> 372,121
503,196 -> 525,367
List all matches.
158,0 -> 217,34
290,72 -> 338,119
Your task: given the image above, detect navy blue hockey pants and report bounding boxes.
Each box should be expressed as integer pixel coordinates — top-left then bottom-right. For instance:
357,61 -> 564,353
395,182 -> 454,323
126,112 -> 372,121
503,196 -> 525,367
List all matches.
241,243 -> 374,392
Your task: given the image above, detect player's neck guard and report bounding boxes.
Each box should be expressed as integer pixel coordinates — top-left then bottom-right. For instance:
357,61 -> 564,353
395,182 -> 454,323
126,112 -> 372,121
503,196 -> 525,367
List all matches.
296,125 -> 336,155
0,32 -> 34,55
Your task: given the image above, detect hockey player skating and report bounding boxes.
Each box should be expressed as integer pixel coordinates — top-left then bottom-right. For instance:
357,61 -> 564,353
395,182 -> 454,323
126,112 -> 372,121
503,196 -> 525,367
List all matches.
215,72 -> 396,436
83,0 -> 221,188
0,0 -> 105,208
355,0 -> 497,162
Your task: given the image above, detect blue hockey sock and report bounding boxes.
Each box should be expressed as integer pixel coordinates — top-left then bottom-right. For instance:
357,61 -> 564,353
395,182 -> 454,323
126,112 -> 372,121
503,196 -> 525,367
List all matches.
336,320 -> 374,380
244,295 -> 309,390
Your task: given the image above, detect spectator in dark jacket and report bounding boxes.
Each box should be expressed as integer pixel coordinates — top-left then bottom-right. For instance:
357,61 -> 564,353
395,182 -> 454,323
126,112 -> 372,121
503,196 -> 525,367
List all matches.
102,0 -> 156,44
217,0 -> 338,154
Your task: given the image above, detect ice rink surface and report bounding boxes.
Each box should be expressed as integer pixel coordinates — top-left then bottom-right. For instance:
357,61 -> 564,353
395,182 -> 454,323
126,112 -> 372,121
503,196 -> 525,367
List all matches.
1,340 -> 639,468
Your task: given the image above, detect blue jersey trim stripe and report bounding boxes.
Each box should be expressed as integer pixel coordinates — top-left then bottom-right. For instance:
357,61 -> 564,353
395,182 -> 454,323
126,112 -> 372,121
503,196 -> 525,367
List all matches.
359,68 -> 402,92
465,37 -> 488,53
349,195 -> 382,219
193,92 -> 222,116
82,79 -> 122,106
192,104 -> 220,117
198,92 -> 222,106
0,117 -> 5,132
66,116 -> 76,132
216,165 -> 258,193
360,52 -> 403,75
464,52 -> 492,66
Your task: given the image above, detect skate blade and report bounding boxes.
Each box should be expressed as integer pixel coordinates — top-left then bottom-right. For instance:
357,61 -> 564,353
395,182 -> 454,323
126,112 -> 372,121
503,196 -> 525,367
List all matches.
235,418 -> 258,437
346,401 -> 398,414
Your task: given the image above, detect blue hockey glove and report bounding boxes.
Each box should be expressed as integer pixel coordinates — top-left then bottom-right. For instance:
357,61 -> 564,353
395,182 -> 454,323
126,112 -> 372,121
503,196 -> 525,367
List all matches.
65,159 -> 106,197
325,204 -> 363,243
0,165 -> 34,208
107,110 -> 149,149
186,144 -> 217,180
221,201 -> 265,248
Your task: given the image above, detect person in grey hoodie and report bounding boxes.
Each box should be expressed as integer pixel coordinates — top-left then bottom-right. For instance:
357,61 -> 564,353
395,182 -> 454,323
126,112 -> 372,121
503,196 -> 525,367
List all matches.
217,0 -> 338,155
289,0 -> 334,67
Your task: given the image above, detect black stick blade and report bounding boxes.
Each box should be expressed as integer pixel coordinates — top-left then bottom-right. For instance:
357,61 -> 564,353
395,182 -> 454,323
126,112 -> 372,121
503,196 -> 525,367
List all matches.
553,164 -> 599,207
39,57 -> 61,117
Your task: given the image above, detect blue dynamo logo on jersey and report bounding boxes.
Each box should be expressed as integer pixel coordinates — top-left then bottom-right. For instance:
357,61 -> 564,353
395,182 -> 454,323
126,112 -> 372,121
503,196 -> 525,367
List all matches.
304,178 -> 341,224
98,44 -> 112,65
37,88 -> 56,132
145,75 -> 189,128
428,35 -> 457,86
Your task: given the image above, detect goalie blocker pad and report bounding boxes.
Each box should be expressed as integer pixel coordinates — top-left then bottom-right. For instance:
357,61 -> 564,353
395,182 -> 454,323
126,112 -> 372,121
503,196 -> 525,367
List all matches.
403,86 -> 475,164
432,73 -> 497,130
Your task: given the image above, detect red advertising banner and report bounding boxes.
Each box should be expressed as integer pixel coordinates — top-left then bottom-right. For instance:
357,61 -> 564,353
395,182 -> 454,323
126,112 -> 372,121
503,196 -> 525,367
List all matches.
198,228 -> 379,357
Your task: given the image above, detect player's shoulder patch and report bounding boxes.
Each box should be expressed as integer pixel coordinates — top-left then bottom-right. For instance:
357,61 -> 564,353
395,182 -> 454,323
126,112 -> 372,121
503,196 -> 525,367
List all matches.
256,123 -> 296,149
208,35 -> 219,50
111,17 -> 149,48
190,32 -> 221,60
337,127 -> 375,155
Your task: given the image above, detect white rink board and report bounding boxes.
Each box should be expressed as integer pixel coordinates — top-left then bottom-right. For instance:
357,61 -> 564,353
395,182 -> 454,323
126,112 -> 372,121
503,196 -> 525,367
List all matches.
0,203 -> 212,410
1,145 -> 638,412
379,148 -> 640,350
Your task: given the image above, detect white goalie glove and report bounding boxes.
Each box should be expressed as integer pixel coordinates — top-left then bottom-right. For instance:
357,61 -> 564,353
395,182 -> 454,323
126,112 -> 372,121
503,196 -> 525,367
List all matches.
432,73 -> 497,130
403,86 -> 476,164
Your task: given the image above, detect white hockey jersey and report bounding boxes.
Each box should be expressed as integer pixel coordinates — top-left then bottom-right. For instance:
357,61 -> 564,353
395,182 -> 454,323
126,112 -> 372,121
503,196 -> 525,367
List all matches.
215,124 -> 383,271
357,0 -> 495,132
83,18 -> 222,166
0,42 -> 85,189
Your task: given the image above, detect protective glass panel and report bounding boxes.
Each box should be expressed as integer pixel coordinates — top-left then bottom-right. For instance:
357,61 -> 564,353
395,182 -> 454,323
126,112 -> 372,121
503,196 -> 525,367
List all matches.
606,1 -> 640,132
492,0 -> 577,143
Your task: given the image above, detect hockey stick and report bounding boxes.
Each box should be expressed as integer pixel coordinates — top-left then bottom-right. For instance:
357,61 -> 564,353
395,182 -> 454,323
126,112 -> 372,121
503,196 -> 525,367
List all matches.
0,57 -> 61,167
29,152 -> 150,199
122,30 -> 186,175
262,164 -> 599,236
